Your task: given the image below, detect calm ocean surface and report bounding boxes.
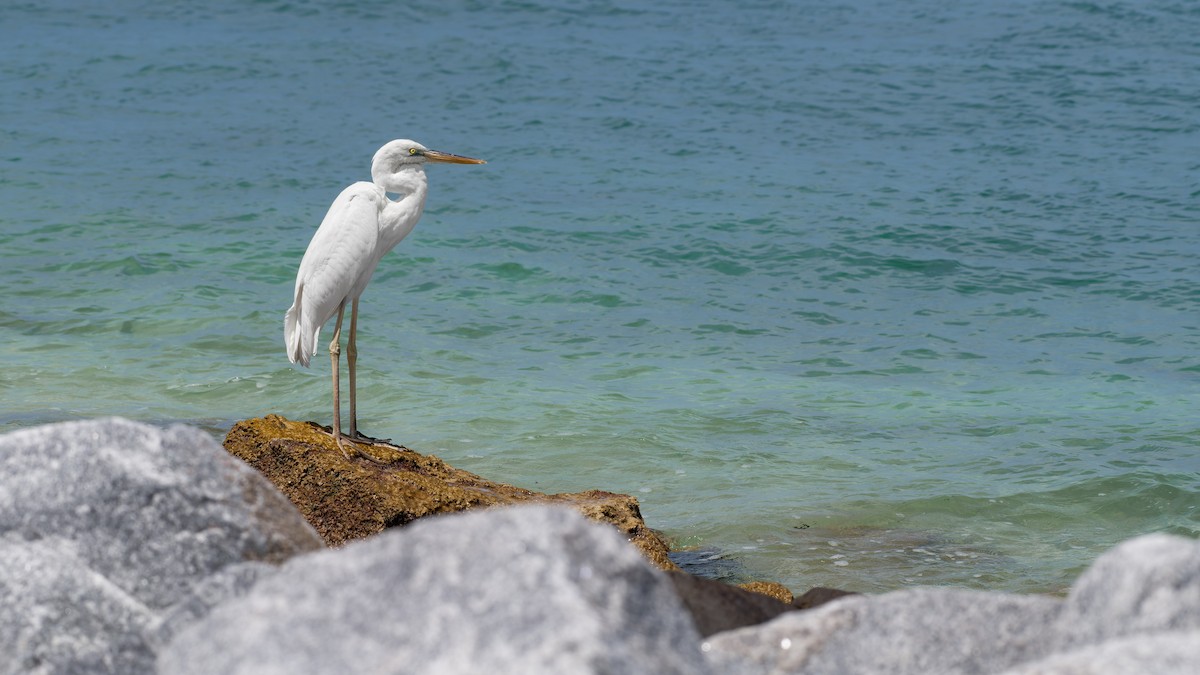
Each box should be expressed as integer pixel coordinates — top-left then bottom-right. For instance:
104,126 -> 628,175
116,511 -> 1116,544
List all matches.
3,0 -> 1198,594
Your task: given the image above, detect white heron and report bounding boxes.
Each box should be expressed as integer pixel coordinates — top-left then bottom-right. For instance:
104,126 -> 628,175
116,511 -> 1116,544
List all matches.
284,139 -> 485,459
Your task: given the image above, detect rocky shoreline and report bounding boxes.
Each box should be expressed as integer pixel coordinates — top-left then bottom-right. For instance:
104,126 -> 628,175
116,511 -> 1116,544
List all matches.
1,417 -> 1197,673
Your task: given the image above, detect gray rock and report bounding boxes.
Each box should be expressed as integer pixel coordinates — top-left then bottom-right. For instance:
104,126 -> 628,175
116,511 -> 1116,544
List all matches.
148,560 -> 278,647
995,534 -> 1200,675
998,630 -> 1200,675
0,418 -> 323,674
1057,533 -> 1200,647
703,588 -> 1061,674
159,504 -> 711,675
702,533 -> 1200,675
0,535 -> 156,674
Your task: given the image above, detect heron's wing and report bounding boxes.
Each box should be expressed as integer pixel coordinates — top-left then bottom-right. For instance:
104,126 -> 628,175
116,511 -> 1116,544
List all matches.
285,183 -> 381,365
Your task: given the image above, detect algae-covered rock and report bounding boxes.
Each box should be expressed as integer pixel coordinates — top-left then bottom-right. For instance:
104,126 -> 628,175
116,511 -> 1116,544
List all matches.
739,580 -> 795,604
224,415 -> 677,570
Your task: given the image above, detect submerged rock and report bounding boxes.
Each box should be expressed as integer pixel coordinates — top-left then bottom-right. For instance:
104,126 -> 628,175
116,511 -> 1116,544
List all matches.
0,418 -> 323,675
159,505 -> 712,675
223,414 -> 678,570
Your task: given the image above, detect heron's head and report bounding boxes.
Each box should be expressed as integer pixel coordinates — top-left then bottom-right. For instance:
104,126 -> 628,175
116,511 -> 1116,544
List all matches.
371,139 -> 485,179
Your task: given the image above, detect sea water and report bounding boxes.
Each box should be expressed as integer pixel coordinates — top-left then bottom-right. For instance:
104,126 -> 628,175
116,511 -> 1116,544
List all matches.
2,0 -> 1197,594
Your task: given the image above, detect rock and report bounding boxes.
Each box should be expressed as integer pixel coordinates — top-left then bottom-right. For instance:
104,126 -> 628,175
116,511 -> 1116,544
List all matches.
997,533 -> 1200,675
669,570 -> 794,637
7,417 -> 1196,674
0,537 -> 276,675
0,418 -> 324,673
223,414 -> 677,570
739,580 -> 795,604
702,533 -> 1200,674
149,561 -> 278,647
0,536 -> 157,675
703,587 -> 1061,674
733,583 -> 856,610
159,505 -> 712,675
1056,533 -> 1200,647
997,630 -> 1200,675
792,587 -> 857,610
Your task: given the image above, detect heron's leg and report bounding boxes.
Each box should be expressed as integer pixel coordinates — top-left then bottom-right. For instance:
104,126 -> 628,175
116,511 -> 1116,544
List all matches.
328,300 -> 354,460
347,297 -> 359,438
346,298 -> 392,446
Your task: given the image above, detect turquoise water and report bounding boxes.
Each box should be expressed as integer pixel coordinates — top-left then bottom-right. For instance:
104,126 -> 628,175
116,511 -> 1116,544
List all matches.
3,1 -> 1198,594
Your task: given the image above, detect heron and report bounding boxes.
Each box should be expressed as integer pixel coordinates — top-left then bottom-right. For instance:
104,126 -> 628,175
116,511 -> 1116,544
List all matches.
284,139 -> 485,459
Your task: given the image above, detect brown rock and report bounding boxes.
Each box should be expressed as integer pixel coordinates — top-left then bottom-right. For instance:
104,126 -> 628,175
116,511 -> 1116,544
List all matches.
793,586 -> 858,610
668,576 -> 861,637
222,415 -> 678,571
667,571 -> 794,637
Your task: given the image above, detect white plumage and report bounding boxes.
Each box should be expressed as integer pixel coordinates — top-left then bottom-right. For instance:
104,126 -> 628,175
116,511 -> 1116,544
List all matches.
284,139 -> 484,457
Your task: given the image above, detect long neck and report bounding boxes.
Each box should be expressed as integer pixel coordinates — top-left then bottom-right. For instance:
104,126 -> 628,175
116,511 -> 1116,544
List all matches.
373,165 -> 429,247
374,162 -> 427,198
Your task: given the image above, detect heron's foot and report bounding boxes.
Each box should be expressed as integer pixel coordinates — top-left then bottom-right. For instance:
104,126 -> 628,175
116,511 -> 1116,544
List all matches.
333,434 -> 358,461
345,430 -> 397,464
314,424 -> 395,463
347,430 -> 393,447
309,423 -> 358,460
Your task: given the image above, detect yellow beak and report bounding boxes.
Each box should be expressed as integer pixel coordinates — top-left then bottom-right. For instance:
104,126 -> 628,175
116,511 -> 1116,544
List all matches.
423,149 -> 486,165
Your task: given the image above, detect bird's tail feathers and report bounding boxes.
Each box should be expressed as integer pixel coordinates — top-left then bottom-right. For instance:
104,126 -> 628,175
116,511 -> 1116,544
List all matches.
284,287 -> 315,367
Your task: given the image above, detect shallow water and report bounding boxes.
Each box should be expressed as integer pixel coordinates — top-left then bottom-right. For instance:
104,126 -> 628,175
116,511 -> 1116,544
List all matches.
2,0 -> 1198,594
